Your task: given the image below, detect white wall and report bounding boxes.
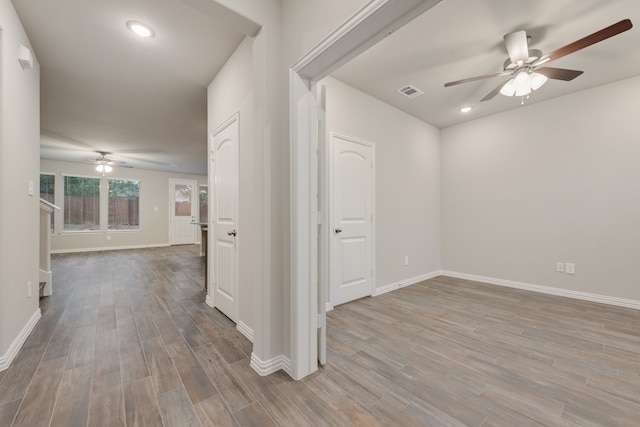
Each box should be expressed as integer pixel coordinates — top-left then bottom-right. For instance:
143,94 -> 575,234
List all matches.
212,0 -> 374,373
441,75 -> 640,302
41,159 -> 206,252
0,0 -> 41,366
322,77 -> 441,295
205,0 -> 286,366
207,37 -> 256,335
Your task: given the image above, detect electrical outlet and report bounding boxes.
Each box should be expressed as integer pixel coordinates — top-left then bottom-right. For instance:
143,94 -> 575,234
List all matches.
565,263 -> 576,274
27,281 -> 32,298
404,255 -> 409,266
556,262 -> 565,272
107,235 -> 112,241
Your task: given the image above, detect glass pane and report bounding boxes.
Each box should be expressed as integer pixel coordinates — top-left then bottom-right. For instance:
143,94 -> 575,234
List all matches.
63,176 -> 100,231
40,174 -> 55,203
199,186 -> 208,223
108,179 -> 140,230
40,174 -> 55,232
174,184 -> 192,217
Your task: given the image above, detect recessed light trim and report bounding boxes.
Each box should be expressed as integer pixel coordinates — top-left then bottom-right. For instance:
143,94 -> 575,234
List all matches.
127,21 -> 155,38
460,106 -> 472,113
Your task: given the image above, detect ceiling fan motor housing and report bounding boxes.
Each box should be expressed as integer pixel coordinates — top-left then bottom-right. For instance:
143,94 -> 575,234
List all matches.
503,49 -> 542,70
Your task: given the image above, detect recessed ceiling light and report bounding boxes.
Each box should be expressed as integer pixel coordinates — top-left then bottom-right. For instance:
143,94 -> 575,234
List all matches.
459,106 -> 472,113
127,21 -> 155,38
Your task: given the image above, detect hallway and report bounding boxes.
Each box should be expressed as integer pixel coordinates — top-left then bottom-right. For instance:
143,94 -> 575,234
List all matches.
1,246 -> 639,426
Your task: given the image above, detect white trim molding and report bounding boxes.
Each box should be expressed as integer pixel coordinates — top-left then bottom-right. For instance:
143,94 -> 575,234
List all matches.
0,309 -> 41,371
237,321 -> 254,343
250,352 -> 292,377
205,293 -> 214,308
39,269 -> 53,297
374,270 -> 442,297
293,0 -> 444,80
441,271 -> 640,311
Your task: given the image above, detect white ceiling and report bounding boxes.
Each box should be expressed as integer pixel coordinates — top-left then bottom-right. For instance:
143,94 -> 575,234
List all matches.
333,0 -> 640,128
13,0 -> 640,174
13,0 -> 245,174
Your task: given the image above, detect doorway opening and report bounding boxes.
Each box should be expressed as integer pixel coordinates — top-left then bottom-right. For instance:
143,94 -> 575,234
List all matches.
289,0 -> 443,380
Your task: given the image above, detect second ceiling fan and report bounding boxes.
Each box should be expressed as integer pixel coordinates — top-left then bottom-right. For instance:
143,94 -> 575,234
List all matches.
444,19 -> 633,102
93,151 -> 132,176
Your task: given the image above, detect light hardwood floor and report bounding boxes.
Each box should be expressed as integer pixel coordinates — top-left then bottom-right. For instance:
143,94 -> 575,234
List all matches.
1,245 -> 639,426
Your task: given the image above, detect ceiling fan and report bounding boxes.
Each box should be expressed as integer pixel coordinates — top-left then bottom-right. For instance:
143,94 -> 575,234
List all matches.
93,151 -> 132,176
444,19 -> 633,102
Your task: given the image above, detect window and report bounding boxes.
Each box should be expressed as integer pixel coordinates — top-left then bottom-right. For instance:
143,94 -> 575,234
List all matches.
40,173 -> 55,232
108,179 -> 140,230
63,176 -> 100,231
40,173 -> 55,203
174,184 -> 192,216
199,185 -> 208,223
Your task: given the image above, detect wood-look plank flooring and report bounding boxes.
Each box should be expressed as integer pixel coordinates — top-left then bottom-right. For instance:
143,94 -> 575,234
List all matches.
1,245 -> 640,426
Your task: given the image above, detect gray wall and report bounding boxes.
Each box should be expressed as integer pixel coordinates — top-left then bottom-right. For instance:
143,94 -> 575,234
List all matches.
441,75 -> 640,302
207,36 -> 256,335
322,76 -> 441,297
0,0 -> 41,363
41,159 -> 206,252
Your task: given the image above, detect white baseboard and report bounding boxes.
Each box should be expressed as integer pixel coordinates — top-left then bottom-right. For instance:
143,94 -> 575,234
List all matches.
237,321 -> 254,343
374,270 -> 442,297
205,293 -> 214,308
441,270 -> 640,311
250,353 -> 291,377
324,270 -> 441,310
0,308 -> 41,371
51,243 -> 170,254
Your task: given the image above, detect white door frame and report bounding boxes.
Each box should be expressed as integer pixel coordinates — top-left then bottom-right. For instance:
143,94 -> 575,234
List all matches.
169,178 -> 197,245
290,0 -> 443,380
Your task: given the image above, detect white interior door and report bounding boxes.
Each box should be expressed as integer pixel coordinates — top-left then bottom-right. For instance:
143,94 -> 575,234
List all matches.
211,113 -> 239,323
330,132 -> 375,306
169,178 -> 197,245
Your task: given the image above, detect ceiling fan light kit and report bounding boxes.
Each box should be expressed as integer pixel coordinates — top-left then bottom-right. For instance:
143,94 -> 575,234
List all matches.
94,151 -> 119,176
499,69 -> 548,97
444,19 -> 633,102
96,163 -> 112,173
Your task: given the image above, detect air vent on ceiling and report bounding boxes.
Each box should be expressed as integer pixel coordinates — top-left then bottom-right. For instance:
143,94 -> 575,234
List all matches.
397,84 -> 424,99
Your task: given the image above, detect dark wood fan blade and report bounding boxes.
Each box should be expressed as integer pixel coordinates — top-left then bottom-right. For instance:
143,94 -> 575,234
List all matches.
536,67 -> 583,81
543,19 -> 632,64
481,79 -> 511,102
444,71 -> 510,87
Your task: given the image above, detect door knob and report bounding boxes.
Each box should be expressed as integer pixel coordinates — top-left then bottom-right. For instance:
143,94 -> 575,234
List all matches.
334,228 -> 342,234
228,229 -> 237,236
